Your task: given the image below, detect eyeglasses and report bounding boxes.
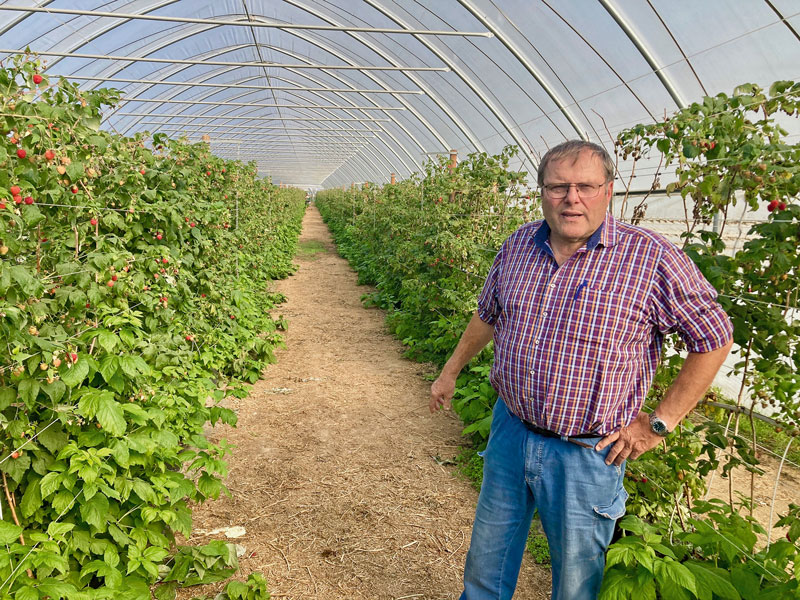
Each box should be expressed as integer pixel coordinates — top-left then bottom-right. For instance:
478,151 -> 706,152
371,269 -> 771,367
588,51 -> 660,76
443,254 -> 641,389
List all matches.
542,182 -> 608,199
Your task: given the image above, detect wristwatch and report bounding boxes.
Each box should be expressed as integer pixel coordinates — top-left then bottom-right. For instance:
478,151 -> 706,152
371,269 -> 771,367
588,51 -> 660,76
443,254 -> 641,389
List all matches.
649,412 -> 671,437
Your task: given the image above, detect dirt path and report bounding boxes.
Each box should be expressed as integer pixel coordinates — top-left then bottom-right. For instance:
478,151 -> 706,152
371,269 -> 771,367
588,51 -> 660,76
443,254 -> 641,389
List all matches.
189,207 -> 551,599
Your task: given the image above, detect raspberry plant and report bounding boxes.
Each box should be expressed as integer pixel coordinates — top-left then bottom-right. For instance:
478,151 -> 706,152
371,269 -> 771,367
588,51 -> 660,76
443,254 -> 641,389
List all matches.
0,54 -> 303,598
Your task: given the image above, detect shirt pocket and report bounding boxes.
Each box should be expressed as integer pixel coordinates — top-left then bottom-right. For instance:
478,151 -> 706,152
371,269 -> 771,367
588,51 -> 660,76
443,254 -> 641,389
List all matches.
567,286 -> 649,349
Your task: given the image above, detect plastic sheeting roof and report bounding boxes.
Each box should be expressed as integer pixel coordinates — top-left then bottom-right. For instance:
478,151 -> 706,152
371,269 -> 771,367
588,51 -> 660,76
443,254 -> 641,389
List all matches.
1,1 -> 798,189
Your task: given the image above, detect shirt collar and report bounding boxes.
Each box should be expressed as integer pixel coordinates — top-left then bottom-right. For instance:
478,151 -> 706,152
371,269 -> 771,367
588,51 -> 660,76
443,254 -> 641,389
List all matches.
597,211 -> 618,248
532,211 -> 619,252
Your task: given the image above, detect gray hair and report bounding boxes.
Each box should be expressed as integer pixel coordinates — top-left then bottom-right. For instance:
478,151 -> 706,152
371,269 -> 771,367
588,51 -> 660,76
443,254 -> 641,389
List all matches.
537,140 -> 615,187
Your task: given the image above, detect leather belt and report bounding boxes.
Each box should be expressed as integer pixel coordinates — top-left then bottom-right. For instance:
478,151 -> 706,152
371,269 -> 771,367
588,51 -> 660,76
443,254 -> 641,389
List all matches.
521,419 -> 599,449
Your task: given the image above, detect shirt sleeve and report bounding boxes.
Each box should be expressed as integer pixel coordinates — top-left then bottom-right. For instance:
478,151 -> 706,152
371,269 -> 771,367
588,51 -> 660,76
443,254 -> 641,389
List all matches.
477,244 -> 504,325
651,243 -> 733,352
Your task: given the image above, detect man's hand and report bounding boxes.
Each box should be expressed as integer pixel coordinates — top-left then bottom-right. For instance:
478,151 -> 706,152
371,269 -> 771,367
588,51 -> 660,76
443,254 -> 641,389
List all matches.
430,373 -> 456,413
596,342 -> 733,466
428,313 -> 494,414
595,412 -> 663,466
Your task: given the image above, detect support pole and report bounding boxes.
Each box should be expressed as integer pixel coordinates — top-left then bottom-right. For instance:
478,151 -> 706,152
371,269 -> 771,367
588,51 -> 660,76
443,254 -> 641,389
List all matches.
449,149 -> 458,202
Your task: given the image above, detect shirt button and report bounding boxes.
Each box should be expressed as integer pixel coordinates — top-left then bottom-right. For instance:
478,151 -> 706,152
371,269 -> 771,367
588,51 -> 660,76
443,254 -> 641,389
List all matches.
541,311 -> 548,317
549,283 -> 555,288
529,369 -> 535,375
534,339 -> 540,345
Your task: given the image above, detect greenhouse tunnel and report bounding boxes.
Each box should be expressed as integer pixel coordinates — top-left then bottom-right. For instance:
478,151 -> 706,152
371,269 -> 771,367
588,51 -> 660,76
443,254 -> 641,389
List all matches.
1,0 -> 797,188
2,1 -> 800,599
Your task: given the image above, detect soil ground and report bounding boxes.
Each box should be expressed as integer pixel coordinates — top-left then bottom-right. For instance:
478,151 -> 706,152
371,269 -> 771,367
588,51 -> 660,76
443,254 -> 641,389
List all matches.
186,207 -> 551,599
186,206 -> 798,599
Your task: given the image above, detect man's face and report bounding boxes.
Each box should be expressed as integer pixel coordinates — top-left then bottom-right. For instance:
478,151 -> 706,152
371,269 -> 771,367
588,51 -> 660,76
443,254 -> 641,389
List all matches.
541,150 -> 613,250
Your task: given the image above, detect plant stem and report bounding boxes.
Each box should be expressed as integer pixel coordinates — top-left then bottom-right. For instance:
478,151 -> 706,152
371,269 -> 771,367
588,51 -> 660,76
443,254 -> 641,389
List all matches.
1,472 -> 33,578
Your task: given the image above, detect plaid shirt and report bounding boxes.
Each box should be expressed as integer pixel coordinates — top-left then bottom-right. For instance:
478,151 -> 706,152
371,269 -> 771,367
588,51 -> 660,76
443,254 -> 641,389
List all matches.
477,212 -> 733,436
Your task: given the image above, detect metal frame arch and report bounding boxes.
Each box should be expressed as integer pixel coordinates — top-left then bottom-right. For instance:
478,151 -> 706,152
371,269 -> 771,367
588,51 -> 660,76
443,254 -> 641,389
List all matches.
405,0 -> 579,148
457,0 -> 586,144
20,0 -> 184,72
358,0 -> 537,171
248,41 -> 427,175
14,1 -> 450,182
210,46 -> 425,180
283,0 -> 482,156
199,126 -> 380,184
254,34 -> 441,156
598,0 -> 686,109
0,0 -> 175,42
193,76 -> 411,180
36,0 -> 441,174
217,39 -> 419,172
99,65 -> 384,140
538,0 -> 658,123
102,43 -> 260,130
90,19 -> 423,178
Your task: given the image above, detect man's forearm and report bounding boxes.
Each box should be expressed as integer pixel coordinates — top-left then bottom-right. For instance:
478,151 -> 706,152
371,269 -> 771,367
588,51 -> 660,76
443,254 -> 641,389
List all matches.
442,312 -> 495,377
655,340 -> 733,430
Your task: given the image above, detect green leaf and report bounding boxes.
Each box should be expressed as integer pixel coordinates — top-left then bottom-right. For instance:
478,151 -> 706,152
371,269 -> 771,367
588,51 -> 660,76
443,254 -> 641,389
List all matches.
225,581 -> 248,598
66,161 -> 84,181
105,545 -> 120,568
38,424 -> 68,454
685,561 -> 740,600
0,520 -> 23,544
110,439 -> 130,467
97,329 -> 119,353
120,355 -> 140,378
99,354 -> 120,382
14,584 -> 38,600
77,388 -> 115,418
197,472 -> 223,499
153,582 -> 177,600
118,575 -> 152,599
80,493 -> 109,531
600,568 -> 637,599
97,396 -> 127,436
47,521 -> 75,538
41,379 -> 66,403
17,377 -> 40,406
82,559 -> 123,588
19,476 -> 42,517
10,265 -> 41,295
143,546 -> 168,562
21,204 -> 45,227
38,580 -> 77,598
132,479 -> 156,503
84,116 -> 101,131
655,559 -> 696,600
108,524 -> 131,547
39,471 -> 62,498
59,359 -> 90,388
0,387 -> 14,409
730,564 -> 760,598
682,142 -> 700,159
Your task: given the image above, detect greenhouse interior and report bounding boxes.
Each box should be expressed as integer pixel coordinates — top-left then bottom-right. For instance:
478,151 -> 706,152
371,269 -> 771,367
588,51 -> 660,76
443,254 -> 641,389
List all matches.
0,1 -> 799,599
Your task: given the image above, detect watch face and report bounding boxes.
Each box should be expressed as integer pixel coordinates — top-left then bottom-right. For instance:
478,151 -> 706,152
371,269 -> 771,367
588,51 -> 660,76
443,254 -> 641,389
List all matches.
650,415 -> 669,436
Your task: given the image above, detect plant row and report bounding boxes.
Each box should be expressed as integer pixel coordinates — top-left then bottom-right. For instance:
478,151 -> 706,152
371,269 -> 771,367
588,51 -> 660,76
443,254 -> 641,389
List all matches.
0,54 -> 304,599
318,146 -> 532,441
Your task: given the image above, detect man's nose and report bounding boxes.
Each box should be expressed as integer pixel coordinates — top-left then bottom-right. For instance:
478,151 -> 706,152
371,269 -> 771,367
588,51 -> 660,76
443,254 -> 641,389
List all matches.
564,184 -> 582,201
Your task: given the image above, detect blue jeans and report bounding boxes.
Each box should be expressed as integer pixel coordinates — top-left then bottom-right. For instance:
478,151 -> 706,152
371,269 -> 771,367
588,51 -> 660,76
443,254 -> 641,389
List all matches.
460,399 -> 628,600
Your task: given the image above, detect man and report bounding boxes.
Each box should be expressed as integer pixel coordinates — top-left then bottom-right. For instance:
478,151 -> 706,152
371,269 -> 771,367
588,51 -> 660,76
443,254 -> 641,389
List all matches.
430,140 -> 733,600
